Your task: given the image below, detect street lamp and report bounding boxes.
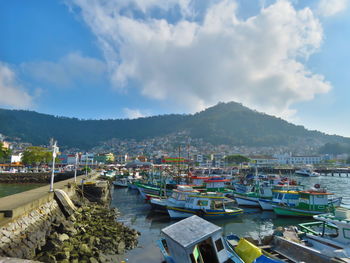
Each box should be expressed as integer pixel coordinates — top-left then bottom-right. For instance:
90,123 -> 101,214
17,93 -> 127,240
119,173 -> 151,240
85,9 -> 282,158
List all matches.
49,140 -> 59,192
74,152 -> 79,183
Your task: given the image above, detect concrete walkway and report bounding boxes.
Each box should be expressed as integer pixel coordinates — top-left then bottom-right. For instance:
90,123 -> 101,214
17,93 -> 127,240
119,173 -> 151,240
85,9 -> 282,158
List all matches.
0,173 -> 97,226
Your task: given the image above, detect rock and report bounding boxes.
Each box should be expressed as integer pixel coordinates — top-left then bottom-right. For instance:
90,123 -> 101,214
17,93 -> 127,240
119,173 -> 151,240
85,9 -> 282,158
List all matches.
79,243 -> 92,254
58,233 -> 70,242
117,240 -> 125,254
55,251 -> 70,260
89,257 -> 99,263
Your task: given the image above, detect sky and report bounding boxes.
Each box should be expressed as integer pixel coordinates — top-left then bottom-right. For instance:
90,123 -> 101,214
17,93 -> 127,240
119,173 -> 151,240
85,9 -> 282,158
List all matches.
0,0 -> 350,136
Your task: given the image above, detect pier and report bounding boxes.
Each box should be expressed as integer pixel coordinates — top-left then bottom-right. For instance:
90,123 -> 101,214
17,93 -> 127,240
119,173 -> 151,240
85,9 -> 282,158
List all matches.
239,167 -> 350,177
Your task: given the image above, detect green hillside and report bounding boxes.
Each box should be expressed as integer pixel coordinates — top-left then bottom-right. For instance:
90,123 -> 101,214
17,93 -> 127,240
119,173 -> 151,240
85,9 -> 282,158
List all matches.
0,102 -> 349,149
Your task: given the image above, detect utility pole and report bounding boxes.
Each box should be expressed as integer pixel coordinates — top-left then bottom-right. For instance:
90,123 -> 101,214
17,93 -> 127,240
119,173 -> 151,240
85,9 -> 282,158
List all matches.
49,140 -> 59,192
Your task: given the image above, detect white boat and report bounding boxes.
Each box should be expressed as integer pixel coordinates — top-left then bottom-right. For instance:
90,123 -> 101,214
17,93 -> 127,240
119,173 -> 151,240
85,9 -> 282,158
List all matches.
300,208 -> 350,259
234,194 -> 260,207
258,188 -> 300,210
295,168 -> 319,177
113,178 -> 128,187
150,185 -> 198,212
167,192 -> 243,219
273,207 -> 350,262
158,215 -> 244,263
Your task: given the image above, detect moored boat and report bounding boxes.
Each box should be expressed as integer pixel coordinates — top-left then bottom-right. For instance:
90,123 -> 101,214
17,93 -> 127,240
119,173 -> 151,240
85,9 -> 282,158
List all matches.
297,207 -> 350,260
273,188 -> 342,217
295,168 -> 319,177
167,192 -> 243,219
158,215 -> 244,263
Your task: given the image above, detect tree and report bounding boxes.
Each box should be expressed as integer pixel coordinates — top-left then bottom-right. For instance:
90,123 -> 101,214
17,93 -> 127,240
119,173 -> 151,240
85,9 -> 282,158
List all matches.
21,146 -> 54,168
225,154 -> 250,165
0,142 -> 11,163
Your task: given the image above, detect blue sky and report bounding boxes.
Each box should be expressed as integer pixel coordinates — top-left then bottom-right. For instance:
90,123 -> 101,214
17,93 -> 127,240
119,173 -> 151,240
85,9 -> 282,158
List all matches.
0,0 -> 349,136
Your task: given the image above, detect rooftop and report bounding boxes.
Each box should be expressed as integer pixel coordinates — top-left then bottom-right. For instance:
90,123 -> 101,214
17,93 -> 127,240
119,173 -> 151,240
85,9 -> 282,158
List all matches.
162,215 -> 221,248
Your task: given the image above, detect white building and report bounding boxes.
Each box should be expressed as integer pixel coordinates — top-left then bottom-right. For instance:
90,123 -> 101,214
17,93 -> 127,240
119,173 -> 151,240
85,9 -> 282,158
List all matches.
80,153 -> 94,164
273,153 -> 322,165
115,154 -> 129,164
249,155 -> 279,167
11,153 -> 23,163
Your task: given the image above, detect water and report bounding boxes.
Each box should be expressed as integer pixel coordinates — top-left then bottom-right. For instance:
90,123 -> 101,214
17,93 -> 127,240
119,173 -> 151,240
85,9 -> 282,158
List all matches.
0,183 -> 45,198
110,175 -> 350,263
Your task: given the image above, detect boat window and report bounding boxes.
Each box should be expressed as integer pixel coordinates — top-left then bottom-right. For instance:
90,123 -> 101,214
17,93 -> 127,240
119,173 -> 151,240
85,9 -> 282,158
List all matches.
198,200 -> 208,206
343,228 -> 350,239
215,238 -> 224,252
179,194 -> 186,201
285,194 -> 299,199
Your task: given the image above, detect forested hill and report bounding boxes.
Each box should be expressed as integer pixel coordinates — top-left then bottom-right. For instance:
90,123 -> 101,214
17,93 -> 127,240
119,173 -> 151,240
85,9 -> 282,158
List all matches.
0,102 -> 349,150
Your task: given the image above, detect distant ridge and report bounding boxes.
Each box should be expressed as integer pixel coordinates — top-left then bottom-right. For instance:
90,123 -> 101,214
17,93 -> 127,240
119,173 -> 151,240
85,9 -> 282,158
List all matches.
0,102 -> 349,149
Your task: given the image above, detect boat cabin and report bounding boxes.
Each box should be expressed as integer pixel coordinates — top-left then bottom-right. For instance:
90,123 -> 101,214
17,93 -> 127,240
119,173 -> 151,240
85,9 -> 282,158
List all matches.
298,190 -> 334,212
191,176 -> 208,186
312,208 -> 350,246
169,186 -> 199,202
272,190 -> 299,206
186,193 -> 226,210
205,179 -> 231,190
161,215 -> 231,263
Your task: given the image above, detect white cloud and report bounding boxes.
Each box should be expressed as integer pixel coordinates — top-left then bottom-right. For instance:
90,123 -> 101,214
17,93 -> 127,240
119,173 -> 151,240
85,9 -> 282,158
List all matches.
122,108 -> 149,119
0,62 -> 33,108
70,0 -> 331,118
317,0 -> 348,17
21,52 -> 107,88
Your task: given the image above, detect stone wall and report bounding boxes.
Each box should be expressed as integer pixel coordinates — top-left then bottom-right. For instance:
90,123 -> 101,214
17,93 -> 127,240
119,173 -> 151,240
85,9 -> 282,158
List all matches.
0,199 -> 64,259
0,171 -> 84,183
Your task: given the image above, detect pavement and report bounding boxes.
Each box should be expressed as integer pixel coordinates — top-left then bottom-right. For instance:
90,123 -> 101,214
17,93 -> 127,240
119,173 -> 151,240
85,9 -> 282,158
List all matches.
0,172 -> 98,226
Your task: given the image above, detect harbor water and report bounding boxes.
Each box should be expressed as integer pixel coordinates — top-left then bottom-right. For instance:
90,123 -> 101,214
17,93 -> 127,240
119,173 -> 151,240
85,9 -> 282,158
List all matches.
111,175 -> 350,263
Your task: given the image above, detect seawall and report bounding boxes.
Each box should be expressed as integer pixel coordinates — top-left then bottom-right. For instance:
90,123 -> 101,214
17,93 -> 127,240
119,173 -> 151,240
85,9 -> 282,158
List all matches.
0,176 -> 83,259
0,171 -> 84,184
0,174 -> 139,262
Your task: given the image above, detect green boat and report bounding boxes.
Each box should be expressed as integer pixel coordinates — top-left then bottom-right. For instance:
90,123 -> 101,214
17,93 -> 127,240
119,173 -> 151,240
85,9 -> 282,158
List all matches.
273,190 -> 342,217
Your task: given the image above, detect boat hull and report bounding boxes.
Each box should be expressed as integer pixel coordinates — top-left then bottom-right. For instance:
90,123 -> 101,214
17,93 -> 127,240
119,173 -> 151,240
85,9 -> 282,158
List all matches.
113,182 -> 128,187
258,199 -> 274,210
167,206 -> 243,219
234,194 -> 260,207
272,205 -> 324,217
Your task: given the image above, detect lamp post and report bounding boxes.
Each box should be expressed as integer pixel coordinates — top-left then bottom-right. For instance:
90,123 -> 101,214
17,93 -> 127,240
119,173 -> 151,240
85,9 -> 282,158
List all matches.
85,153 -> 88,177
74,152 -> 79,183
49,141 -> 59,192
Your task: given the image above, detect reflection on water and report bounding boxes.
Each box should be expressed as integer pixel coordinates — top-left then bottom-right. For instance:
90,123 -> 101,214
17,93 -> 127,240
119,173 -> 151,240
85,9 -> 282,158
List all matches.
111,175 -> 350,263
0,183 -> 45,198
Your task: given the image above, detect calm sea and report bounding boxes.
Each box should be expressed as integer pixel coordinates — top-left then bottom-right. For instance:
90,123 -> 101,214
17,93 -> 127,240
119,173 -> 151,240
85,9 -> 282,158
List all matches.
111,175 -> 350,263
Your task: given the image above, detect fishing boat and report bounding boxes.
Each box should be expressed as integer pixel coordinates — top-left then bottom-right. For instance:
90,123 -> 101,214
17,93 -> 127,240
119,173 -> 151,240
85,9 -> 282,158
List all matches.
135,182 -> 173,200
258,189 -> 300,211
297,207 -> 350,261
113,178 -> 129,187
225,235 -> 284,263
234,181 -> 274,207
273,188 -> 342,217
295,168 -> 319,177
167,192 -> 243,219
150,185 -> 199,213
157,215 -> 244,263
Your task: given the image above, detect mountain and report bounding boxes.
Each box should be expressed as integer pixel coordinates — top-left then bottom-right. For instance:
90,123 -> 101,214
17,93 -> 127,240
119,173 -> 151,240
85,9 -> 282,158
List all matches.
0,102 -> 349,150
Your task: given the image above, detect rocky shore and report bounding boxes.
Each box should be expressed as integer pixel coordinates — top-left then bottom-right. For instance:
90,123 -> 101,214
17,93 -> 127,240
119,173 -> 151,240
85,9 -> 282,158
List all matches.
34,200 -> 140,263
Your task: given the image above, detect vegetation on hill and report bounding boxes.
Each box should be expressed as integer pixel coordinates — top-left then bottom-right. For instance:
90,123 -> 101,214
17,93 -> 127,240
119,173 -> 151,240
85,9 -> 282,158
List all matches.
0,102 -> 349,150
